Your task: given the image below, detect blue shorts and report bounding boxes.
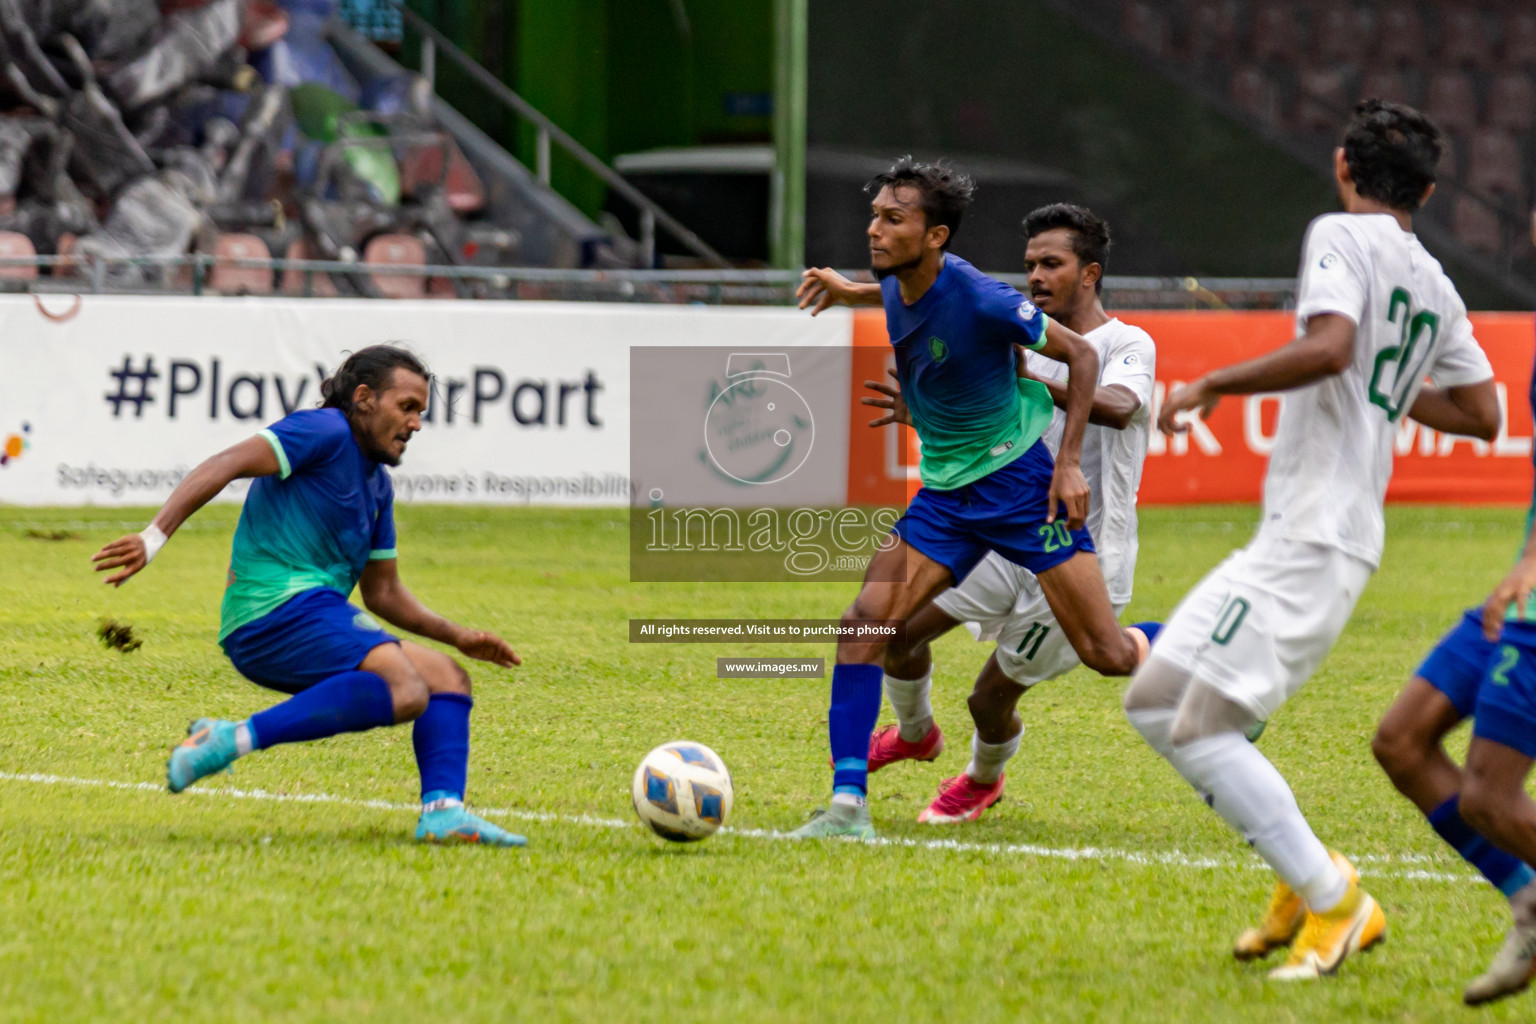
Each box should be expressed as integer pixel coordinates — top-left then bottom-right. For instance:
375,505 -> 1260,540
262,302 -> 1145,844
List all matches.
220,586 -> 398,694
1473,621 -> 1536,760
894,440 -> 1095,583
1416,608 -> 1496,718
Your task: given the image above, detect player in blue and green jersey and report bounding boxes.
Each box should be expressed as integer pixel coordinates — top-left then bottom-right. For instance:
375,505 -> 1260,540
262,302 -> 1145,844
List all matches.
91,345 -> 527,847
1383,355 -> 1536,1004
790,158 -> 1154,838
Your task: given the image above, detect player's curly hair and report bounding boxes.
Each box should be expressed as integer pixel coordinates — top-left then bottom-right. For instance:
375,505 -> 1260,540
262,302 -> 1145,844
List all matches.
321,344 -> 431,414
1342,99 -> 1444,213
1023,203 -> 1112,294
865,156 -> 976,249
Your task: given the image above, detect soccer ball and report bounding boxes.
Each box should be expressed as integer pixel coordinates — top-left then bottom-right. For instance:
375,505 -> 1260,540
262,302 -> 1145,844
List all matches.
631,741 -> 734,842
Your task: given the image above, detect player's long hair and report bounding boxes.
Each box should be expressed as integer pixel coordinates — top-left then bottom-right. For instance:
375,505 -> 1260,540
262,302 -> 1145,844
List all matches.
321,345 -> 431,415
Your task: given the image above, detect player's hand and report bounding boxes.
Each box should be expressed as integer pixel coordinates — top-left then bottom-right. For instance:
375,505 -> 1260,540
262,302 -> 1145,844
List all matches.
1047,462 -> 1090,531
1482,557 -> 1536,641
1158,376 -> 1221,436
455,629 -> 522,668
91,534 -> 147,587
797,267 -> 858,316
861,367 -> 910,427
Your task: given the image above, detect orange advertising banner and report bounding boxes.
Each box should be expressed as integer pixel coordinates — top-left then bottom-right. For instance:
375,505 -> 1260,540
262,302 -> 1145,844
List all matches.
847,308 -> 1535,507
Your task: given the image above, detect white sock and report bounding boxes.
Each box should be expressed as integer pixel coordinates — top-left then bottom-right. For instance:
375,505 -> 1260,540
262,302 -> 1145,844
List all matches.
831,791 -> 866,809
966,729 -> 1021,784
234,721 -> 255,756
884,670 -> 934,742
1127,709 -> 1343,911
1169,733 -> 1343,910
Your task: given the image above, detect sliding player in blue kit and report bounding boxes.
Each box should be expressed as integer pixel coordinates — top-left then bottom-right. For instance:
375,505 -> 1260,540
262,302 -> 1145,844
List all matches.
791,158 -> 1155,838
91,345 -> 527,847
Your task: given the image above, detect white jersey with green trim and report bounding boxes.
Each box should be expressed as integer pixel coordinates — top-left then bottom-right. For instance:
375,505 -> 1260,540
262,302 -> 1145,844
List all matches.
1025,317 -> 1156,604
1262,212 -> 1493,569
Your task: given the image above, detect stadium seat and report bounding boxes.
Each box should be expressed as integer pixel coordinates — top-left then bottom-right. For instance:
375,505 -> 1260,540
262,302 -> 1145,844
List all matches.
1486,71 -> 1536,133
1183,0 -> 1241,63
1453,193 -> 1505,252
1313,3 -> 1369,66
209,233 -> 273,296
279,238 -> 339,297
1120,0 -> 1170,58
1230,65 -> 1282,126
1375,4 -> 1428,67
0,230 -> 37,280
364,233 -> 428,299
1250,2 -> 1302,65
398,137 -> 488,214
1467,127 -> 1526,203
1292,66 -> 1352,133
1358,68 -> 1413,105
1501,10 -> 1536,69
1437,6 -> 1491,69
1423,69 -> 1480,137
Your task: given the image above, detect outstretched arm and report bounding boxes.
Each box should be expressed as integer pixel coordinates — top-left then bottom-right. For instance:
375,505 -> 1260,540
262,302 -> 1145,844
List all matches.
1032,319 -> 1101,530
1158,313 -> 1355,435
359,558 -> 521,667
1408,380 -> 1500,441
91,435 -> 279,586
797,268 -> 882,315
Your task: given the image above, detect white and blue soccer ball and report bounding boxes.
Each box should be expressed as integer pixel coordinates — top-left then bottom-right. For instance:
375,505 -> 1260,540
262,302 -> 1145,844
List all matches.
631,741 -> 733,842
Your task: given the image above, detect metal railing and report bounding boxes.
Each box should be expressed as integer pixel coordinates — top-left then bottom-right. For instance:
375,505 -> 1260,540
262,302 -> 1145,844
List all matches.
390,1 -> 728,269
0,253 -> 1296,308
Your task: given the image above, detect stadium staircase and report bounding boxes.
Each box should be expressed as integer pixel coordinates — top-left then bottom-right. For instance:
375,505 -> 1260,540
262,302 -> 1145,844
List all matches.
1047,0 -> 1536,307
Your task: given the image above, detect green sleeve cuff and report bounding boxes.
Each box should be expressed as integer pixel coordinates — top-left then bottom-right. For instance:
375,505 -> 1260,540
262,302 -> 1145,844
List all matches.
368,548 -> 397,561
1027,313 -> 1051,352
258,429 -> 292,479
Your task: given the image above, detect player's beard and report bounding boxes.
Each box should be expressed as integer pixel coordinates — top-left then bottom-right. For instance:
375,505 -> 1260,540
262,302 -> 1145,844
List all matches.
872,252 -> 923,280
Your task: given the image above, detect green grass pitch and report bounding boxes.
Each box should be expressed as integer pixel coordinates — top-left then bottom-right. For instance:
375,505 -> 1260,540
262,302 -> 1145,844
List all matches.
2,503 -> 1532,1022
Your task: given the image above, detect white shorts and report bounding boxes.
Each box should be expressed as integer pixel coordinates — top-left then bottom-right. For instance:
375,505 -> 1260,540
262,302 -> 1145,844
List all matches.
1150,532 -> 1373,723
933,551 -> 1128,687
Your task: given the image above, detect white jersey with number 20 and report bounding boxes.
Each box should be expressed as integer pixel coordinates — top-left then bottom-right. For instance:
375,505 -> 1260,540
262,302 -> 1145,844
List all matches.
1262,212 -> 1493,569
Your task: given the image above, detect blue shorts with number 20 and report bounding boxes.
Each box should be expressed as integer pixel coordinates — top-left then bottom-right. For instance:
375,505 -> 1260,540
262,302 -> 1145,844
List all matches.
894,439 -> 1094,584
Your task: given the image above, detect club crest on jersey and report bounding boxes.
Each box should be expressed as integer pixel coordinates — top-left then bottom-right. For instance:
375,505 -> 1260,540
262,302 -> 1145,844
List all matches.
928,336 -> 948,361
1123,353 -> 1140,366
1017,299 -> 1039,321
1319,253 -> 1339,270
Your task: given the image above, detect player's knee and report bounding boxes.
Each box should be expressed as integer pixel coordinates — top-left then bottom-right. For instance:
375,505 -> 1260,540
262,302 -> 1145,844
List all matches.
390,677 -> 431,721
1369,723 -> 1420,780
437,656 -> 472,697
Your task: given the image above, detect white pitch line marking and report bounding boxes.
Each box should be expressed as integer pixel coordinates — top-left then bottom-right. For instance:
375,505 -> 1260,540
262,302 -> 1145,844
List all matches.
0,770 -> 1480,883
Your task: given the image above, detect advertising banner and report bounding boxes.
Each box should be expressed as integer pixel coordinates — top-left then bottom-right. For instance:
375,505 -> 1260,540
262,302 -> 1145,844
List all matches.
0,295 -> 848,506
0,295 -> 1529,508
845,309 -> 1536,507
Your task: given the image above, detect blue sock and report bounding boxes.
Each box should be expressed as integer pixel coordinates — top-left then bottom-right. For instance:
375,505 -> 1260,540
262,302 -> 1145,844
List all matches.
1131,621 -> 1163,645
1428,795 -> 1536,897
247,670 -> 396,749
413,693 -> 472,802
829,663 -> 882,796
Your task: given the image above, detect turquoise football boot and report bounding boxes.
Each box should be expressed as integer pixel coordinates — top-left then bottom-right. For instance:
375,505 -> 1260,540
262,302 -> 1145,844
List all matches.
167,718 -> 240,794
416,795 -> 527,847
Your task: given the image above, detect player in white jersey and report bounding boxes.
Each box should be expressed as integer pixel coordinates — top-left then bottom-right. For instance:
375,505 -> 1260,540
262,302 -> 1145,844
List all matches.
1125,100 -> 1498,981
861,204 -> 1160,823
